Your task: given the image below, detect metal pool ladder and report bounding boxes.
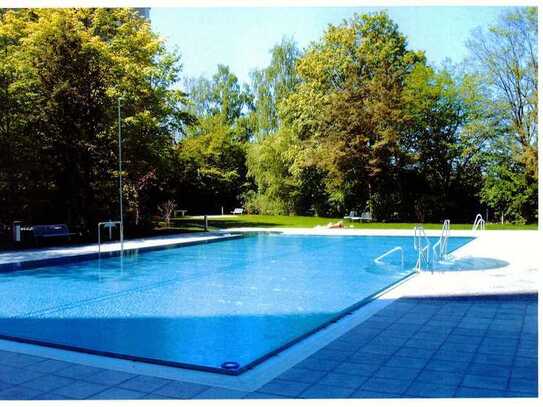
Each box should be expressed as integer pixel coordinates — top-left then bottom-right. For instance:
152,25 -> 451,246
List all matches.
414,225 -> 431,271
472,213 -> 485,232
97,220 -> 123,255
374,246 -> 404,268
432,219 -> 450,262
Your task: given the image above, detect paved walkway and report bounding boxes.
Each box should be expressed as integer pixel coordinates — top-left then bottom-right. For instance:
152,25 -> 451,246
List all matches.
0,292 -> 537,399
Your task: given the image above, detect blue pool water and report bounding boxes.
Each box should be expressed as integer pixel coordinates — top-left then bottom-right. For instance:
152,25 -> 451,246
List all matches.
0,233 -> 472,374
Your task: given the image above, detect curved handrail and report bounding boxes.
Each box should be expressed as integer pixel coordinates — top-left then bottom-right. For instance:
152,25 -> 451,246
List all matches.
433,219 -> 450,261
374,246 -> 404,267
472,214 -> 485,232
414,225 -> 431,271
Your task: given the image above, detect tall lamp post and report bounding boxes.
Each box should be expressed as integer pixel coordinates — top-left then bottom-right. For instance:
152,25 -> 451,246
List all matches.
117,97 -> 124,253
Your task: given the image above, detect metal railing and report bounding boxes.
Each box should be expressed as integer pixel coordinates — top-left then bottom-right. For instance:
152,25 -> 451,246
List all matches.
432,219 -> 450,262
472,213 -> 485,232
414,225 -> 431,271
97,220 -> 123,255
374,246 -> 404,268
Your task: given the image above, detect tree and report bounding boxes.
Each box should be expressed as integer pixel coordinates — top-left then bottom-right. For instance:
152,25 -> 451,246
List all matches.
467,7 -> 538,222
176,115 -> 247,213
0,8 -> 194,232
185,65 -> 253,125
250,37 -> 301,139
279,12 -> 425,217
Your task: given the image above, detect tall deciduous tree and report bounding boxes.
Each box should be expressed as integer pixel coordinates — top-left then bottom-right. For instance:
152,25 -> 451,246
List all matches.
0,8 -> 194,231
467,7 -> 538,222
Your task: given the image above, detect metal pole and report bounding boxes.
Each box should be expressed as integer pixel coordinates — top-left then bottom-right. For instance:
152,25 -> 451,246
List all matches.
118,98 -> 124,254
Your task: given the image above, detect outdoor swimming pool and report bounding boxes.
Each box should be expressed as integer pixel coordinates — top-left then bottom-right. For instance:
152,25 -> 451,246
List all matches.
0,233 -> 473,375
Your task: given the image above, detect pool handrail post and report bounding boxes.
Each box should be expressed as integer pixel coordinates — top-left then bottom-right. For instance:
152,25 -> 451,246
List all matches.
118,97 -> 124,255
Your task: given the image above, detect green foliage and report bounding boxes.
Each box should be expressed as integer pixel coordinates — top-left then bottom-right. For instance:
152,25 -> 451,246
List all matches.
250,37 -> 301,139
467,7 -> 538,222
0,8 -> 537,236
0,8 -> 193,230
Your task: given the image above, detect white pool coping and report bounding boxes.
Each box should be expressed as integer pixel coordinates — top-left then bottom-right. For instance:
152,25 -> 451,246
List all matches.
0,228 -> 539,392
0,232 -> 239,265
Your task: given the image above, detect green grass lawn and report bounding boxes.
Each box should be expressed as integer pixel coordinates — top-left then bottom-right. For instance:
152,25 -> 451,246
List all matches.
166,215 -> 537,231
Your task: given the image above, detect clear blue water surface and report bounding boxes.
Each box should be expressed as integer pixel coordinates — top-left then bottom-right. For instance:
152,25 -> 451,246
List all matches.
0,234 -> 472,373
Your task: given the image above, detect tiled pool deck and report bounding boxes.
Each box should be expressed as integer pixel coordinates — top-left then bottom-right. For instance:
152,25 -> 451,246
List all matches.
0,229 -> 539,399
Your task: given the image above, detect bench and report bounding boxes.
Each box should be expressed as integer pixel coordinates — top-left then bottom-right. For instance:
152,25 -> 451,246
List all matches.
31,224 -> 77,243
231,208 -> 244,215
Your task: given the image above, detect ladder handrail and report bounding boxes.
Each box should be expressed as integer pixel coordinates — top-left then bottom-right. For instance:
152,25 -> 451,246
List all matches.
97,220 -> 123,255
374,246 -> 404,267
472,214 -> 485,232
414,225 -> 430,271
433,219 -> 450,261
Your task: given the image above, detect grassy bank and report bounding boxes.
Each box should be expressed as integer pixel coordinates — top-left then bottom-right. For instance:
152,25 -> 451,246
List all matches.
166,215 -> 537,231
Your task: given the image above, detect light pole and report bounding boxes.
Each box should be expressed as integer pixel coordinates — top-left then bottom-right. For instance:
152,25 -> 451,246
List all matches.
117,97 -> 124,253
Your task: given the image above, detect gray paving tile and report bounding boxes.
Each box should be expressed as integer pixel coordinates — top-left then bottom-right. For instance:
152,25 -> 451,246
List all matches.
473,352 -> 514,367
359,377 -> 411,395
53,380 -> 109,399
508,378 -> 538,394
84,369 -> 136,386
439,341 -> 479,354
300,383 -> 354,398
455,387 -> 504,397
244,392 -> 289,399
374,366 -> 421,381
514,356 -> 537,369
192,387 -> 248,399
310,349 -> 352,362
385,356 -> 427,369
416,369 -> 463,386
0,380 -> 12,392
446,334 -> 483,345
504,391 -> 538,398
462,374 -> 508,391
322,339 -> 358,352
478,344 -> 517,356
333,361 -> 380,376
25,359 -> 74,374
22,374 -> 75,392
350,351 -> 389,364
0,366 -> 46,385
405,381 -> 456,397
257,379 -> 310,397
358,342 -> 400,355
152,380 -> 210,399
368,335 -> 408,347
0,353 -> 46,368
0,385 -> 44,400
317,372 -> 368,389
118,375 -> 172,393
34,392 -> 76,400
486,329 -> 520,339
276,367 -> 327,384
433,350 -> 474,363
405,338 -> 443,350
394,346 -> 435,360
350,390 -> 401,398
511,366 -> 538,381
141,393 -> 174,399
55,364 -> 106,380
452,328 -> 487,337
89,387 -> 146,400
468,363 -> 511,378
296,357 -> 341,372
516,348 -> 537,358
